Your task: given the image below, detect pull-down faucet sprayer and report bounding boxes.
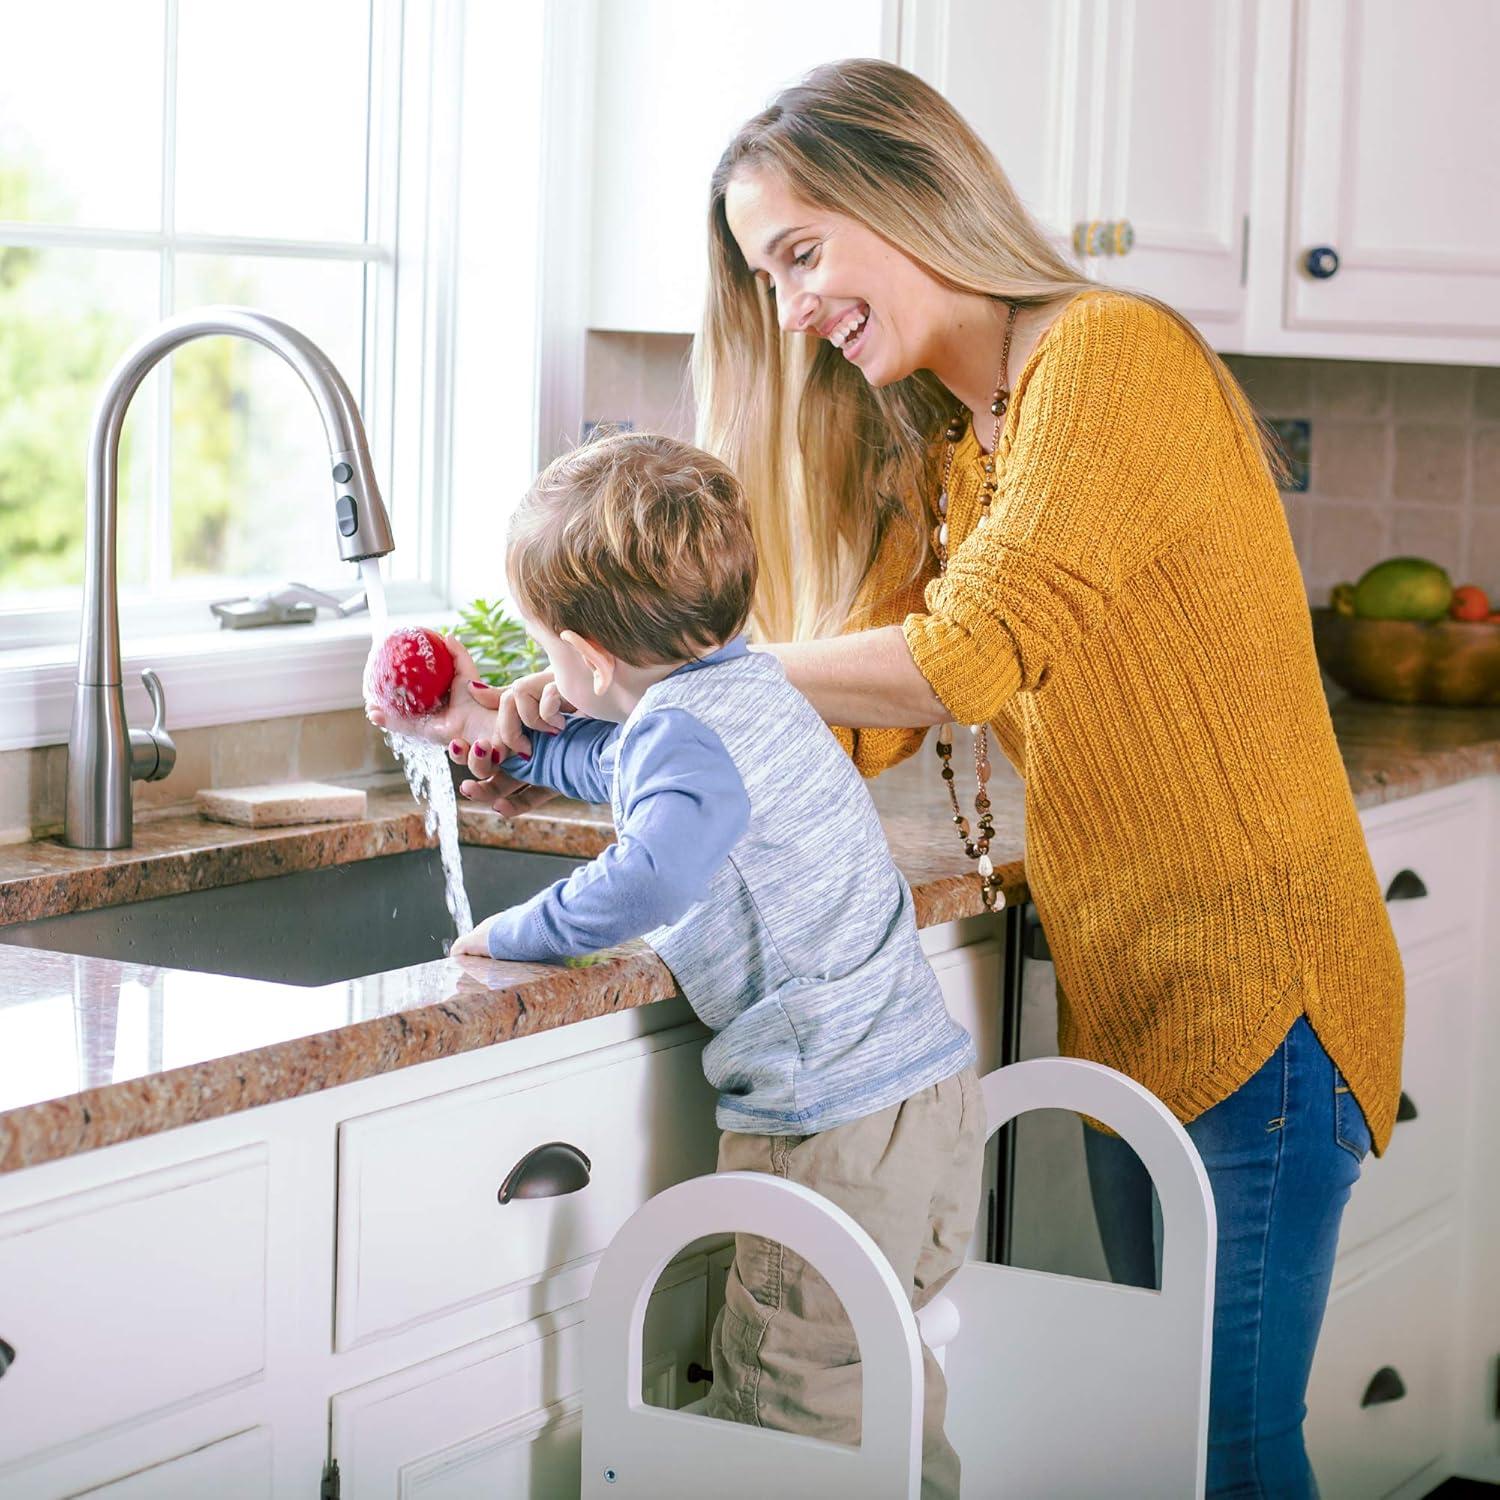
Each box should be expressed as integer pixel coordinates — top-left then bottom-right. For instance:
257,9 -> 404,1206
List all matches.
64,306 -> 395,849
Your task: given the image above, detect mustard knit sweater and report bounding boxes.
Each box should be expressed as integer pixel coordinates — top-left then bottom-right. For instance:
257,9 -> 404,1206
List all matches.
839,292 -> 1405,1152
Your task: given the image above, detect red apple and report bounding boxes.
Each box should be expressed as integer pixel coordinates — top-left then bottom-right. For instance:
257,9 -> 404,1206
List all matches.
367,627 -> 456,718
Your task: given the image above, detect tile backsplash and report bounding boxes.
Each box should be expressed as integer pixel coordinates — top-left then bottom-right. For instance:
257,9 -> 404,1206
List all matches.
1224,356 -> 1500,605
0,708 -> 396,844
582,332 -> 1500,613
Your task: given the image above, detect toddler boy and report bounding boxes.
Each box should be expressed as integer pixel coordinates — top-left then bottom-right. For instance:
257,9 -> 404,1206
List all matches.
457,432 -> 983,1499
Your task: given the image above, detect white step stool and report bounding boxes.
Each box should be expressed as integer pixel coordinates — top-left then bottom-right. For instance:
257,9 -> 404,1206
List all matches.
582,1058 -> 1216,1498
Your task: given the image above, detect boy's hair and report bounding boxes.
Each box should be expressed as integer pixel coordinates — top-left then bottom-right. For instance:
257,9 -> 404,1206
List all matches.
507,432 -> 758,666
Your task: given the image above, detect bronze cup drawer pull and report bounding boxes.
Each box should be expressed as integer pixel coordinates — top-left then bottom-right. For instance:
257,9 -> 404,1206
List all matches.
0,1336 -> 13,1379
497,1141 -> 592,1205
1383,869 -> 1427,902
1396,1091 -> 1419,1124
1360,1366 -> 1407,1408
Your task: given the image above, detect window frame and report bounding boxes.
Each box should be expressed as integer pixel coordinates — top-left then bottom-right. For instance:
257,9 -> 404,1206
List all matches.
0,0 -> 463,749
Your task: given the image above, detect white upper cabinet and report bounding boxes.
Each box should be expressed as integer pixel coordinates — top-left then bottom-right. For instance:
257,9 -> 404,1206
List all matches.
1276,0 -> 1500,358
1089,0 -> 1256,344
588,0 -> 894,334
905,2 -> 1092,260
903,0 -> 1256,346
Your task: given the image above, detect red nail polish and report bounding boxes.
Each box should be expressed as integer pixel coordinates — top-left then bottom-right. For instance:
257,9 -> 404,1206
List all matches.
490,747 -> 501,763
450,741 -> 462,756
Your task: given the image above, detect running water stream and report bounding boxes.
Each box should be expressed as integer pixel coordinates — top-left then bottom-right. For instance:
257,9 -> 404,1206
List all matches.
361,559 -> 474,940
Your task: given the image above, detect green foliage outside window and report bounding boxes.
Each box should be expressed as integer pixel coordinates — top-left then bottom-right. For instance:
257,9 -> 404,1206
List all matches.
0,160 -> 297,595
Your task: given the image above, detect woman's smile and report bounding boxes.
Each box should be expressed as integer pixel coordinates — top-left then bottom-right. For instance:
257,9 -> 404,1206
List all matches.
822,301 -> 870,355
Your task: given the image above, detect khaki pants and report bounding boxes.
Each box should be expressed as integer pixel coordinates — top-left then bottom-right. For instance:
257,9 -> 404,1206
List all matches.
702,1067 -> 985,1500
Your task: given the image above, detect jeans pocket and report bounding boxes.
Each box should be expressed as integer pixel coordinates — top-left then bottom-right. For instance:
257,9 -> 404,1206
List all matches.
1333,1067 -> 1372,1163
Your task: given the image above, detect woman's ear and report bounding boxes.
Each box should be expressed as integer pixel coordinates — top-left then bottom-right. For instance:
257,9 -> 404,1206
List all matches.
560,630 -> 616,695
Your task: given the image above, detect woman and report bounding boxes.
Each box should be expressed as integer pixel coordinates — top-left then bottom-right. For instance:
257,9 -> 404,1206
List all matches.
436,59 -> 1403,1498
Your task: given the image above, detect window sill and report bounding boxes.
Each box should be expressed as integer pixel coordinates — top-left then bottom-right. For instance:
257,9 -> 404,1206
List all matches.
1,609 -> 454,753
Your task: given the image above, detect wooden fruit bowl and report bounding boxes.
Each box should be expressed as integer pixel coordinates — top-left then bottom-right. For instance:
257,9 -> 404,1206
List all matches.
1312,608 -> 1500,706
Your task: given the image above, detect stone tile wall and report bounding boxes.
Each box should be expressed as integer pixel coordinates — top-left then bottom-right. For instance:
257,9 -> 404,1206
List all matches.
1224,357 -> 1500,605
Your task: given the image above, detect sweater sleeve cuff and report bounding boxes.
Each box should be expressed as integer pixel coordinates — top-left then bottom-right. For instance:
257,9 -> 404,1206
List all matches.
903,609 -> 1022,726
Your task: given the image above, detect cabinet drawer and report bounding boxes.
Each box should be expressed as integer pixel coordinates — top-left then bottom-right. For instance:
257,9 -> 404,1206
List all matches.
1338,956 -> 1469,1254
0,1146 -> 268,1470
1306,1233 -> 1454,1500
336,1027 -> 718,1349
78,1428 -> 273,1498
331,1273 -> 708,1496
1361,794 -> 1484,956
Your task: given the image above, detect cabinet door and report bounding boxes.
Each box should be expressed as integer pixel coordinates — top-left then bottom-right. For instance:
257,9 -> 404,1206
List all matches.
1306,1231 -> 1455,1500
330,1274 -> 708,1499
588,0 -> 892,333
1093,0 -> 1256,342
902,1 -> 1092,263
1287,0 -> 1500,343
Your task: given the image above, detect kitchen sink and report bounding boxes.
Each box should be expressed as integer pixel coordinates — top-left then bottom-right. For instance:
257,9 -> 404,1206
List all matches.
0,846 -> 583,987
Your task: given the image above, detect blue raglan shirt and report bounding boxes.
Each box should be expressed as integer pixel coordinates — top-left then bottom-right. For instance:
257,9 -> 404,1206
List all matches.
484,639 -> 753,961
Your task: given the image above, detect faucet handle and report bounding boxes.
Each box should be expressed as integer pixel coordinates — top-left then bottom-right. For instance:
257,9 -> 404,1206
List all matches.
130,668 -> 177,782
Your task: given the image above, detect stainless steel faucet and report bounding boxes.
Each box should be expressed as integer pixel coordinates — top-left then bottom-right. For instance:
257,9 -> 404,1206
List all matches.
64,307 -> 396,849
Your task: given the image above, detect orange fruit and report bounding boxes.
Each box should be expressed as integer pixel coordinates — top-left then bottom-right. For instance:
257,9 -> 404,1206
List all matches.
1449,584 -> 1490,621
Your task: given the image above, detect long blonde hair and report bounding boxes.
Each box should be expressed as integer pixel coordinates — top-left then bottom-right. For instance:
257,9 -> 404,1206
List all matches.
695,58 -> 1279,643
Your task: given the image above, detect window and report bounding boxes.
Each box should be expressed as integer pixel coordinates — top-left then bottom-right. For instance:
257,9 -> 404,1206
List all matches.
0,0 -> 437,649
0,1 -> 560,751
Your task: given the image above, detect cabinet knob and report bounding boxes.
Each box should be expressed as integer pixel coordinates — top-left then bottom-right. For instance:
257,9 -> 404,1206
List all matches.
1304,245 -> 1340,279
686,1361 -> 714,1385
1383,868 -> 1427,902
1360,1365 -> 1406,1407
1396,1090 -> 1418,1123
497,1141 -> 592,1204
1111,219 -> 1135,257
0,1336 -> 14,1378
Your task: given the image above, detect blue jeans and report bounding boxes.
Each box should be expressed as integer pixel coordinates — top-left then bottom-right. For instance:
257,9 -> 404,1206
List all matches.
1084,1017 -> 1370,1499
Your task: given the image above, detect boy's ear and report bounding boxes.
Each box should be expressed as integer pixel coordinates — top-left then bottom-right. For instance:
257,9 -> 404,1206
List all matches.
560,630 -> 616,694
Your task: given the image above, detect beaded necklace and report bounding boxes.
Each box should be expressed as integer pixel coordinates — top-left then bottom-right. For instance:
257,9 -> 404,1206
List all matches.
932,300 -> 1017,913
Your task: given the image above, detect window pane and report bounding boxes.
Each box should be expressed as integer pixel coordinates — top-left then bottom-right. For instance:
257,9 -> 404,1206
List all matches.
170,254 -> 365,583
174,0 -> 372,242
0,247 -> 159,596
0,2 -> 164,230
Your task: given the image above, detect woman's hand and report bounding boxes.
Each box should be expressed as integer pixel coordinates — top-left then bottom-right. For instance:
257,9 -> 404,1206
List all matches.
444,667 -> 573,816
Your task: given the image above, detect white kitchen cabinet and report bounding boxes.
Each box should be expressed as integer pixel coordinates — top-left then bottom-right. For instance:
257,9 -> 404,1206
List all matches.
0,1145 -> 269,1472
903,0 -> 1256,343
1306,1230 -> 1458,1500
335,1025 -> 718,1349
1248,0 -> 1500,363
1286,0 -> 1500,347
588,0 -> 895,333
74,1429 -> 273,1499
901,1 -> 1091,259
329,1268 -> 709,1500
1088,0 -> 1256,341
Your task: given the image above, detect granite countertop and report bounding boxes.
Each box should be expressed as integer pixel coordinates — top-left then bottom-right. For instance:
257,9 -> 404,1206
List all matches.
2,699 -> 1498,1174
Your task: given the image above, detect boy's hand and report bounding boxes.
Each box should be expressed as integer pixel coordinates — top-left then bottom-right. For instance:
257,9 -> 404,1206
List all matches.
499,670 -> 573,756
451,912 -> 500,958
